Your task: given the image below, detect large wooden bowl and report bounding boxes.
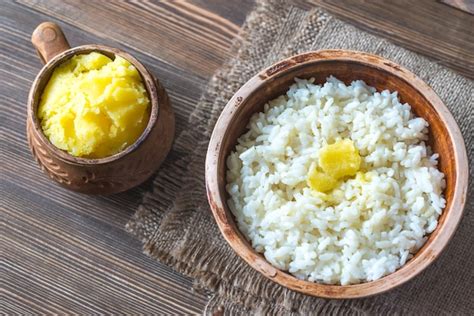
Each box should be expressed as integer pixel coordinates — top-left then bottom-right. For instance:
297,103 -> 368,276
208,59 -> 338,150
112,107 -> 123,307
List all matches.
27,22 -> 175,194
205,50 -> 468,298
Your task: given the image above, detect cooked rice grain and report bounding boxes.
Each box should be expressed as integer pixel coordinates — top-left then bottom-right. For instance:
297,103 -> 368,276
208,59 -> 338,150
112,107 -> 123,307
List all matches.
226,77 -> 445,285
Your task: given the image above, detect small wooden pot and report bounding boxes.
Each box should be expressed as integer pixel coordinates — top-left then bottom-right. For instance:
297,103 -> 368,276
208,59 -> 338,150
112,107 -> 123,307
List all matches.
27,22 -> 175,194
206,50 -> 469,298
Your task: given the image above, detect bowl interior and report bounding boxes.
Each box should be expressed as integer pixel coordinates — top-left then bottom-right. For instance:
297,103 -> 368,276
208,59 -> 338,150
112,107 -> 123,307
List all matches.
29,45 -> 159,165
211,54 -> 461,298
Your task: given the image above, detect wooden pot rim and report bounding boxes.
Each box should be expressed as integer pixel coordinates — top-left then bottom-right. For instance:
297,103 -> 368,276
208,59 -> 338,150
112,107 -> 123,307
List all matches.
28,43 -> 160,166
205,49 -> 469,298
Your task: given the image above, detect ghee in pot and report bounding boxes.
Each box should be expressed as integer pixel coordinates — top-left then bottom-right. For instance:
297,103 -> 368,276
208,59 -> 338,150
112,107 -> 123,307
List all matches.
38,52 -> 150,158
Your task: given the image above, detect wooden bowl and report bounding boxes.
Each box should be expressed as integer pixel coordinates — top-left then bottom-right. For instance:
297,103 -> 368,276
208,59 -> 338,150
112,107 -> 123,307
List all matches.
205,50 -> 468,298
27,22 -> 175,194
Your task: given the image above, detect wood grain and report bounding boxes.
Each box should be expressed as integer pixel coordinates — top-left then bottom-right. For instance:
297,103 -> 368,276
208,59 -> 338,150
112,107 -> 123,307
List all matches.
1,0 -> 472,313
307,0 -> 474,79
17,0 -> 244,78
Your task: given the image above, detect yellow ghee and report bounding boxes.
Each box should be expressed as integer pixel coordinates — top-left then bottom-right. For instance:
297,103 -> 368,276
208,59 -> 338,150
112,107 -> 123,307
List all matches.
307,139 -> 361,192
307,163 -> 338,193
38,52 -> 150,158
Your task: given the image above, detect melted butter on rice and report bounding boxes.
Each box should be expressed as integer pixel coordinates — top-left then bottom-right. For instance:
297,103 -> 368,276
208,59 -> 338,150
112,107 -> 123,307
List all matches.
307,139 -> 361,192
226,77 -> 445,285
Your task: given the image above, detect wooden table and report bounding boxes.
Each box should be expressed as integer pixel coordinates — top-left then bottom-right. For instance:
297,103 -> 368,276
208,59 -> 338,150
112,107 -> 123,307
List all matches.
2,0 -> 473,313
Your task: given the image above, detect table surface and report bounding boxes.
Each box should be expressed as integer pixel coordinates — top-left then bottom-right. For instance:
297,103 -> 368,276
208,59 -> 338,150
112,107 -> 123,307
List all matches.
2,0 -> 473,314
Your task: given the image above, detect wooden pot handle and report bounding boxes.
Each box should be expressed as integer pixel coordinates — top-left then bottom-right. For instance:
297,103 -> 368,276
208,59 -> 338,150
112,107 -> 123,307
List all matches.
32,22 -> 70,64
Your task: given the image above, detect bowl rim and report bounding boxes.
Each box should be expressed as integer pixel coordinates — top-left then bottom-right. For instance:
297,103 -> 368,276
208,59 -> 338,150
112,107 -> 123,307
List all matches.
205,49 -> 469,299
27,44 -> 159,165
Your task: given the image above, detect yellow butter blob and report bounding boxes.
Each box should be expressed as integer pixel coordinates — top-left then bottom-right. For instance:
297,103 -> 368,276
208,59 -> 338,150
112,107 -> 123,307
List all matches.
307,139 -> 361,192
307,164 -> 338,193
319,139 -> 361,178
38,52 -> 150,158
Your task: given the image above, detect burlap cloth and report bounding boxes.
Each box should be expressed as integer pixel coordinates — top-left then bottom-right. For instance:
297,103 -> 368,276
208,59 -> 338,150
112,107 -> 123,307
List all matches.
127,1 -> 473,314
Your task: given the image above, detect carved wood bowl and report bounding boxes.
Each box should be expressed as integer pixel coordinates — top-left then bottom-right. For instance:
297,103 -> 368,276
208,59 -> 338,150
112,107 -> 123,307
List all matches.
27,22 -> 175,194
205,50 -> 468,298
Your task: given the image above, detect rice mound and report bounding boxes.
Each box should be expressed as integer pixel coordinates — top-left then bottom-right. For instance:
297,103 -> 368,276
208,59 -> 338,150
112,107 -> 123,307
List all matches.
226,77 -> 446,285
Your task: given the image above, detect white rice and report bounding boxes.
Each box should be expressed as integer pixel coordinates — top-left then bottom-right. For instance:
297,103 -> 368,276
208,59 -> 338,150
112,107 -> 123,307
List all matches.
226,76 -> 446,285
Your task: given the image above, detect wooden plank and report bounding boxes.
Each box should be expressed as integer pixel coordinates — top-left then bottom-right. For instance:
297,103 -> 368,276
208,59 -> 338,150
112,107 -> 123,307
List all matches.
17,0 -> 253,79
306,0 -> 474,79
2,183 -> 208,314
